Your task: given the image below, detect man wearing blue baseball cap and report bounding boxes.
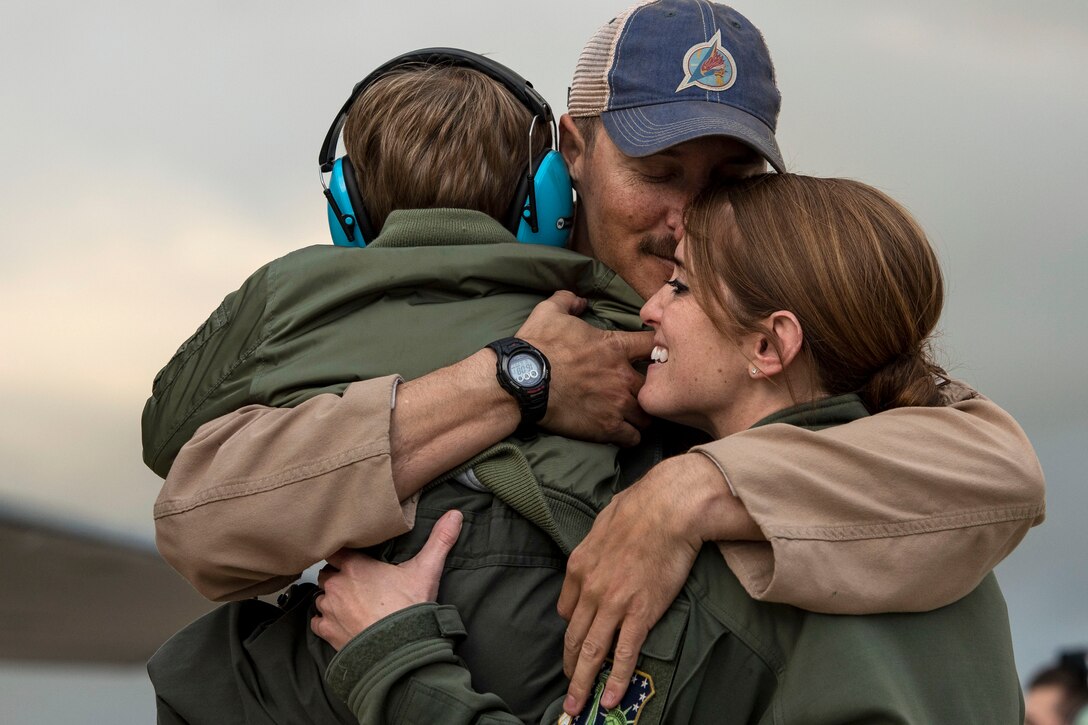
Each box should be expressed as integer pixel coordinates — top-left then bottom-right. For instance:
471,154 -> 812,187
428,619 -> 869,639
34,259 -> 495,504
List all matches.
147,1 -> 1039,723
559,0 -> 784,300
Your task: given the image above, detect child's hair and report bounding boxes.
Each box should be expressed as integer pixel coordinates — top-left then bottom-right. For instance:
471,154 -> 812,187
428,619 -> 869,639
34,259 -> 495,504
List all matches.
343,64 -> 550,231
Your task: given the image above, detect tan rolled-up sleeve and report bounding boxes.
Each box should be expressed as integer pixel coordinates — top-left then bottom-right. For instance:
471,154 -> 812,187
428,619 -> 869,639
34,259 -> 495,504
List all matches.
154,375 -> 418,601
693,392 -> 1046,614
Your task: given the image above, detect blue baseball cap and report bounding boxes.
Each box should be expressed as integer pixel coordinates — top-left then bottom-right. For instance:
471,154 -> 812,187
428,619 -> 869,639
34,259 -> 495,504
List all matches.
568,0 -> 784,172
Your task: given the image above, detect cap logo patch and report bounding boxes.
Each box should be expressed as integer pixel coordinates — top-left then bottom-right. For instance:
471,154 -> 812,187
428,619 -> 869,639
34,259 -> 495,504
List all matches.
675,30 -> 737,92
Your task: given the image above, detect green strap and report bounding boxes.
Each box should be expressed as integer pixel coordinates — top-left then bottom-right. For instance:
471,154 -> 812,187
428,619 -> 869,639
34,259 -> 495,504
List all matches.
436,442 -> 574,553
439,441 -> 685,725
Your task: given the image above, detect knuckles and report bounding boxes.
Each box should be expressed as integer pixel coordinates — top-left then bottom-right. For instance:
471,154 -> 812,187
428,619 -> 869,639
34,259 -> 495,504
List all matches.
563,629 -> 583,653
566,548 -> 590,574
612,642 -> 638,662
579,638 -> 603,659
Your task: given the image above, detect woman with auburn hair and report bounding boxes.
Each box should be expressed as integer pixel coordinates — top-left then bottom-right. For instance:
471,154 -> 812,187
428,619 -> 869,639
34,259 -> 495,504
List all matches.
310,173 -> 1024,725
639,172 -> 946,442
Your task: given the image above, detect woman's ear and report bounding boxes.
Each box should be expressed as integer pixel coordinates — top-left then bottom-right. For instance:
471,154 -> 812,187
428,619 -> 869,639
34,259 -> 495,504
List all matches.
749,311 -> 803,378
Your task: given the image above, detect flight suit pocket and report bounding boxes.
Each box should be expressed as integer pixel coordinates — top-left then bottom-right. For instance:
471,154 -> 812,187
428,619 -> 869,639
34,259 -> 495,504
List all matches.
641,597 -> 690,662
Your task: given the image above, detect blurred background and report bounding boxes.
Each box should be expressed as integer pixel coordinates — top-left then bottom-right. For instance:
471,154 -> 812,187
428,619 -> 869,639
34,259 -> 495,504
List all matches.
1,0 -> 1084,721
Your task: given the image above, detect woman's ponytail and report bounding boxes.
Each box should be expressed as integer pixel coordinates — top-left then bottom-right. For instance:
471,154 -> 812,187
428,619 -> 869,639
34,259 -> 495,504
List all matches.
861,345 -> 946,413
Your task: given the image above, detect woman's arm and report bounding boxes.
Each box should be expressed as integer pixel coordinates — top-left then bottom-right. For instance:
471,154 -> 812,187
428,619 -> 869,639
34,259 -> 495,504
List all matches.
698,390 -> 1045,612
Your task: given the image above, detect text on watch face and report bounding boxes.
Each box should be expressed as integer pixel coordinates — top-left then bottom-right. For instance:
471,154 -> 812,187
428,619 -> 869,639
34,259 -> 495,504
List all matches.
509,353 -> 542,387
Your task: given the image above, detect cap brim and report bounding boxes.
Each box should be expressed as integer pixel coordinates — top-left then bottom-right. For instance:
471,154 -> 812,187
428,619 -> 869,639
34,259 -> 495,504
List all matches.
601,101 -> 785,173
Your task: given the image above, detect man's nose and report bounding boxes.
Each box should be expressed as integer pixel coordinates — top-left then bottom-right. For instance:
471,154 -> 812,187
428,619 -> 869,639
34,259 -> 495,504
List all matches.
664,201 -> 685,240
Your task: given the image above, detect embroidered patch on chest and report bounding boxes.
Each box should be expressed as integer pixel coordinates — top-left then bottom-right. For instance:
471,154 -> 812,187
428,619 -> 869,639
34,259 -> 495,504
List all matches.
676,29 -> 737,92
557,662 -> 656,725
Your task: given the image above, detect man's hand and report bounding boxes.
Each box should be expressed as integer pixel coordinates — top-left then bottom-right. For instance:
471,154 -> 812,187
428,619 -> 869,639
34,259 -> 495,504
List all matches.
311,510 -> 463,651
517,291 -> 654,447
556,454 -> 761,716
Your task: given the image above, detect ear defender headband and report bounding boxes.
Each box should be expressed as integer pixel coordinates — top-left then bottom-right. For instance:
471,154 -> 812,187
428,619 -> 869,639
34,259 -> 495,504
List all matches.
319,48 -> 574,248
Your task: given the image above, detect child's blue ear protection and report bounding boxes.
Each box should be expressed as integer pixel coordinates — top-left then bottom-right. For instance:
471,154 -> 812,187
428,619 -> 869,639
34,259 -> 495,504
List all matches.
319,48 -> 573,248
324,156 -> 376,247
508,142 -> 575,247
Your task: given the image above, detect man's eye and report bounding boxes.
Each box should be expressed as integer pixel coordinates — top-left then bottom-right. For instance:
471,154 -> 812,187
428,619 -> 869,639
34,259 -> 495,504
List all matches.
641,173 -> 674,184
666,278 -> 689,295
637,167 -> 676,184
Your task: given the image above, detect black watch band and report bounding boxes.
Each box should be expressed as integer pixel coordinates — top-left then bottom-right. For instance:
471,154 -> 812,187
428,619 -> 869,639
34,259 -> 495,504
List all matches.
486,337 -> 550,437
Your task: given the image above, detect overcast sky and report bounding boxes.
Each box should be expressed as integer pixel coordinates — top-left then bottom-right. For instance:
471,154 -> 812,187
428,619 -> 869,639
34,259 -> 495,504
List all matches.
1,0 -> 1085,719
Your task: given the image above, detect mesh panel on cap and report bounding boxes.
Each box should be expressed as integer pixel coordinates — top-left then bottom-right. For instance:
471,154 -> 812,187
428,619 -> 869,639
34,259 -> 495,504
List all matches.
568,1 -> 655,117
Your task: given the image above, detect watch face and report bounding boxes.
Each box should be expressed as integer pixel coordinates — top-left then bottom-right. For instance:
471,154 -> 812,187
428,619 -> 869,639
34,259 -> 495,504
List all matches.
507,351 -> 544,388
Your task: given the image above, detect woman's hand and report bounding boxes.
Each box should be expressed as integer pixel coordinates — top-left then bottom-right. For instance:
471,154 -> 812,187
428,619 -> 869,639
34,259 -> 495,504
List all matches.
310,510 -> 463,651
556,454 -> 761,716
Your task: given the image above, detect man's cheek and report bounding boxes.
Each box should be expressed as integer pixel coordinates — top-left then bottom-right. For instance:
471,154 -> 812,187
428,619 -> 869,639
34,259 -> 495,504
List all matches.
635,258 -> 674,300
652,257 -> 673,284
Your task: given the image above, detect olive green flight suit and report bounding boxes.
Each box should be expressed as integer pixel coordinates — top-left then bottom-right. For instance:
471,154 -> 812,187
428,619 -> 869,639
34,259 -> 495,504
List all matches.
324,396 -> 1025,725
147,208 -> 687,723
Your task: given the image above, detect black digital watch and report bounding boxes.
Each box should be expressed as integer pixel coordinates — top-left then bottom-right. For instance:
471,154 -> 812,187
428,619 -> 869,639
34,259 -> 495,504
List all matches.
486,337 -> 550,437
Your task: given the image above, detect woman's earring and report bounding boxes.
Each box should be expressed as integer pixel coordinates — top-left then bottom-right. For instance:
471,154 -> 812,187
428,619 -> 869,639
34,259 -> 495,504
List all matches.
750,367 -> 759,377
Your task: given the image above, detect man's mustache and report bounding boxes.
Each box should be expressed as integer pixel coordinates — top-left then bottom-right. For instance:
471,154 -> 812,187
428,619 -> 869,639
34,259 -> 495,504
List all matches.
637,234 -> 678,261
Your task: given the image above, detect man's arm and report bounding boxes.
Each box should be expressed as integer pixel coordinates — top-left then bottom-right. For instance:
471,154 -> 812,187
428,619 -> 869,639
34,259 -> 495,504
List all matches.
557,387 -> 1045,713
156,350 -> 532,601
157,349 -> 531,600
391,291 -> 652,491
155,293 -> 654,600
155,376 -> 412,600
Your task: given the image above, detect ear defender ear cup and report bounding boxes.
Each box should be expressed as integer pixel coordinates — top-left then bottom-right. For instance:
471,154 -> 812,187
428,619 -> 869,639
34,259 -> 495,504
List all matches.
326,158 -> 359,247
326,157 -> 377,247
512,150 -> 574,246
